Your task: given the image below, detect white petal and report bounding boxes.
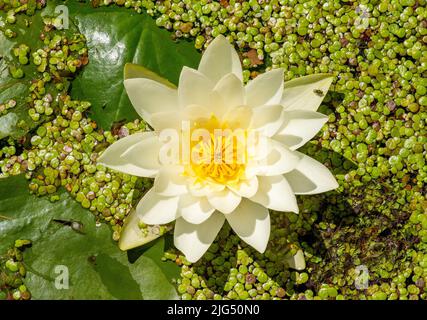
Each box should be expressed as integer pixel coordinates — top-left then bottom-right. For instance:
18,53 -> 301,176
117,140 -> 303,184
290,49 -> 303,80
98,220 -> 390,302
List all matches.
97,132 -> 160,178
198,35 -> 243,84
228,176 -> 259,198
243,164 -> 260,180
181,104 -> 212,121
255,139 -> 300,176
250,175 -> 299,213
213,73 -> 245,110
178,194 -> 215,224
274,110 -> 328,150
284,151 -> 339,195
208,189 -> 241,214
226,199 -> 270,253
178,67 -> 213,106
119,209 -> 142,251
151,111 -> 182,131
118,209 -> 165,251
153,166 -> 188,196
188,179 -> 225,197
124,78 -> 178,125
250,104 -> 285,137
136,188 -> 180,225
174,213 -> 225,263
245,68 -> 284,107
223,105 -> 253,129
124,63 -> 176,89
281,74 -> 333,111
286,250 -> 306,270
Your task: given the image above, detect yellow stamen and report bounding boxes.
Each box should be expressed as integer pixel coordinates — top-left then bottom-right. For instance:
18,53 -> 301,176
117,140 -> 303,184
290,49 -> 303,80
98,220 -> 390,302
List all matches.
185,115 -> 247,184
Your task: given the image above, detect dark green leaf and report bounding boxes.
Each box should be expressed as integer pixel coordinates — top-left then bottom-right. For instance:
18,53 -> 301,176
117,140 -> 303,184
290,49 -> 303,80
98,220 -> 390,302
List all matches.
0,24 -> 37,140
67,2 -> 201,129
128,236 -> 181,285
89,253 -> 142,300
0,175 -> 178,299
0,6 -> 78,140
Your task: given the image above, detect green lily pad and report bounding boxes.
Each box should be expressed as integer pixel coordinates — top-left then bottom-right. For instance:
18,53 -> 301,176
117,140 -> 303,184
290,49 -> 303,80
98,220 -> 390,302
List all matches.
0,175 -> 179,299
66,1 -> 200,130
0,23 -> 37,140
0,7 -> 78,141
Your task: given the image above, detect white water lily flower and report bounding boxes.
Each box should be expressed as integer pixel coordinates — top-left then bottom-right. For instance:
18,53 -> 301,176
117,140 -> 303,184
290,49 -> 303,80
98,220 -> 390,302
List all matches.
98,35 -> 338,263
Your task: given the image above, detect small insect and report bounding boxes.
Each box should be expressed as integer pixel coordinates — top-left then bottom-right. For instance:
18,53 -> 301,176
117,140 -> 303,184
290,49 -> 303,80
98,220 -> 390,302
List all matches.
53,219 -> 85,234
313,89 -> 324,97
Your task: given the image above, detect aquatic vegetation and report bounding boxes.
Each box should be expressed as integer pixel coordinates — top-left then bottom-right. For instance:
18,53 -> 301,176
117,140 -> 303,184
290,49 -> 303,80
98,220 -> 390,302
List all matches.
0,0 -> 426,300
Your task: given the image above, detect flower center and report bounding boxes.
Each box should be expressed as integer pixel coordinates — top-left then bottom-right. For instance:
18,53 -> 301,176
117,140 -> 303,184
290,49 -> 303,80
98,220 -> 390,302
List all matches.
186,115 -> 247,184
